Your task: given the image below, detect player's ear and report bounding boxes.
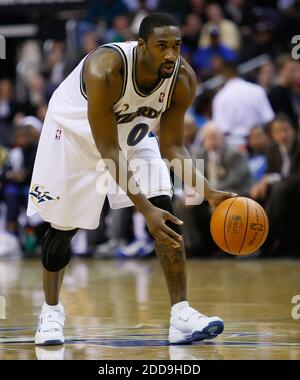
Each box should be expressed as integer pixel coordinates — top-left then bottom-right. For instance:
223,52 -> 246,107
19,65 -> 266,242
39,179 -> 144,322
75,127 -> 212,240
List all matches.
138,38 -> 146,53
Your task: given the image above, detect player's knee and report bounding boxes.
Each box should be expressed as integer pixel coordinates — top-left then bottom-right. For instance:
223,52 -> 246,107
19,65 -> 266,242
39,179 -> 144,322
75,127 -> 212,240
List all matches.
148,195 -> 182,235
41,226 -> 78,272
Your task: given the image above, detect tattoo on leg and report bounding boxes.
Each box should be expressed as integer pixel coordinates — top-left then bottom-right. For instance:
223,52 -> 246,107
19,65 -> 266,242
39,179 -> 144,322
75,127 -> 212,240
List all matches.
155,240 -> 187,306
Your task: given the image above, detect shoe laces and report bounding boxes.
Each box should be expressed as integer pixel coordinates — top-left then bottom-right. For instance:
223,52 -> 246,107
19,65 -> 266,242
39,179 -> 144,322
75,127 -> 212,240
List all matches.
177,307 -> 207,322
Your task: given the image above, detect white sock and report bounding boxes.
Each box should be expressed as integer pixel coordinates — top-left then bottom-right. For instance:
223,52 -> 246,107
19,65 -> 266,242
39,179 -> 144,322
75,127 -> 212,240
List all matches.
171,301 -> 189,314
43,302 -> 63,311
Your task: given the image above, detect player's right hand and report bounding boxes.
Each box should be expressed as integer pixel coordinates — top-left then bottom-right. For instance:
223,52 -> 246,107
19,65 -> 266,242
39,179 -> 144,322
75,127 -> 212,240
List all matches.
143,207 -> 184,249
206,189 -> 238,209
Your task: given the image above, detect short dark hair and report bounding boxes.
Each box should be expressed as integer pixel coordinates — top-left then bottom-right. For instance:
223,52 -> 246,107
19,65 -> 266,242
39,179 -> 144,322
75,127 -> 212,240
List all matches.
272,113 -> 293,127
138,13 -> 179,41
222,60 -> 238,74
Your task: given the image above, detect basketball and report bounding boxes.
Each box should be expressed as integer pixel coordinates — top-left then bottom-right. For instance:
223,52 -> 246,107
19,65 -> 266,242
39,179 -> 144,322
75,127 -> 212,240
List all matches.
210,197 -> 269,255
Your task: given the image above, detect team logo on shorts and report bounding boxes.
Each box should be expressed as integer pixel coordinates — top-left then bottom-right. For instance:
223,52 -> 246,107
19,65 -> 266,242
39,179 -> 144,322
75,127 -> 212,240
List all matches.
29,184 -> 59,206
55,129 -> 62,140
159,92 -> 165,103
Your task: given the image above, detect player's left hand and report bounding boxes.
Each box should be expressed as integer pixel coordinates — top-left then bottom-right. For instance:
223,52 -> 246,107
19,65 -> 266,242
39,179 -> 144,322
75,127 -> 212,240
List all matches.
206,189 -> 238,209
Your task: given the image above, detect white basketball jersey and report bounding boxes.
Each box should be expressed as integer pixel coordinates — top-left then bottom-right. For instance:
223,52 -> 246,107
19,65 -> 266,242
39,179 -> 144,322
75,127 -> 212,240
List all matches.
48,41 -> 180,151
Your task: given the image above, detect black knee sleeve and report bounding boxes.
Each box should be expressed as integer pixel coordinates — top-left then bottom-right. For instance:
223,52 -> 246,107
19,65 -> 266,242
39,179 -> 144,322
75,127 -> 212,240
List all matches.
41,226 -> 78,272
148,195 -> 182,235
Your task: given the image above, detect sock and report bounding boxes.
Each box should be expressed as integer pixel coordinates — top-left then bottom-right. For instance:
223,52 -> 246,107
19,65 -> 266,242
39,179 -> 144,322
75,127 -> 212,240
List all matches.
43,302 -> 63,311
171,301 -> 189,314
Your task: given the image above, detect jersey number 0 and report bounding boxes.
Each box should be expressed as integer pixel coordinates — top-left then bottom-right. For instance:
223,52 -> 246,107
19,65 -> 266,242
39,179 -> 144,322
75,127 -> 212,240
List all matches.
127,123 -> 149,146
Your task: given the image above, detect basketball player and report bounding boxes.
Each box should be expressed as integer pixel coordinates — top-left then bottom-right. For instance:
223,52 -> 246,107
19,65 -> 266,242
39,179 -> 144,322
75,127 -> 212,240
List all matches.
27,13 -> 236,345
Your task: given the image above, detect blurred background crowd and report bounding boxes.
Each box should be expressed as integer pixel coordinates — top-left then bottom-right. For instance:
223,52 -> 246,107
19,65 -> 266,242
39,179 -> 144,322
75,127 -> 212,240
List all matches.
0,0 -> 299,260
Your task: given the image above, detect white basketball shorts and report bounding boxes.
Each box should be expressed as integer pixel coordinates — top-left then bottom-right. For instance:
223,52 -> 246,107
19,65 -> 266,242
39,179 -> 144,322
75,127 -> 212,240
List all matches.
26,112 -> 172,229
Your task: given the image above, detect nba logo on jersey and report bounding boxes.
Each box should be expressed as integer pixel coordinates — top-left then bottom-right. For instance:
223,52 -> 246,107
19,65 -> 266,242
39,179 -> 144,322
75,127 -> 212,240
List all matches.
159,92 -> 165,103
55,129 -> 62,140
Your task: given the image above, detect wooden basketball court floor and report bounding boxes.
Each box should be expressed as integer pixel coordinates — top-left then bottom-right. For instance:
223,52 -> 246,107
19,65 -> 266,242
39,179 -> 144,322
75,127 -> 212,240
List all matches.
0,257 -> 300,360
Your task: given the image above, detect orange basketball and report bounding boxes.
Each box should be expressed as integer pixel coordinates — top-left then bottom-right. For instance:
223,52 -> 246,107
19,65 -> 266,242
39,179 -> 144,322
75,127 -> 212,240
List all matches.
210,197 -> 269,255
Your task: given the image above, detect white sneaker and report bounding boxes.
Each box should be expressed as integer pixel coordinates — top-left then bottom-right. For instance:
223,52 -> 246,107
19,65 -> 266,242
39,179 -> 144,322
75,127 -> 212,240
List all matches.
169,305 -> 224,344
93,238 -> 119,258
117,238 -> 154,258
35,303 -> 65,346
116,239 -> 144,258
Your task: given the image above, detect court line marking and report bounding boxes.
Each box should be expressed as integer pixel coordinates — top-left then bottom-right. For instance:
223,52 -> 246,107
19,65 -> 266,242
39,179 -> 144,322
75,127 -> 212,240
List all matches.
1,338 -> 300,348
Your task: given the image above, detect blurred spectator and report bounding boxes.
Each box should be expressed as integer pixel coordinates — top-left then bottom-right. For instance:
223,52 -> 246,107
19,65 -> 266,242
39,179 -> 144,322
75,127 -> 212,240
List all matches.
239,20 -> 281,62
247,125 -> 270,185
183,114 -> 198,150
123,0 -> 158,11
181,13 -> 202,62
115,209 -> 154,258
18,116 -> 43,145
42,40 -> 65,91
65,31 -> 99,76
192,26 -> 237,79
0,147 -> 8,170
80,31 -> 98,57
85,0 -> 130,26
190,90 -> 215,154
199,3 -> 241,51
130,1 -> 150,37
176,122 -> 252,256
15,40 -> 42,101
0,79 -> 34,146
224,0 -> 254,30
268,54 -> 299,130
0,146 -> 8,200
251,5 -> 280,30
3,126 -> 38,235
257,61 -> 275,92
93,205 -> 155,259
188,0 -> 207,22
191,90 -> 213,128
250,114 -> 298,200
274,0 -> 300,53
26,74 -> 47,111
0,79 -> 18,125
212,61 -> 275,148
36,104 -> 48,123
93,205 -> 134,258
104,14 -> 134,43
194,122 -> 252,194
156,0 -> 190,23
258,115 -> 300,256
293,61 -> 300,126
